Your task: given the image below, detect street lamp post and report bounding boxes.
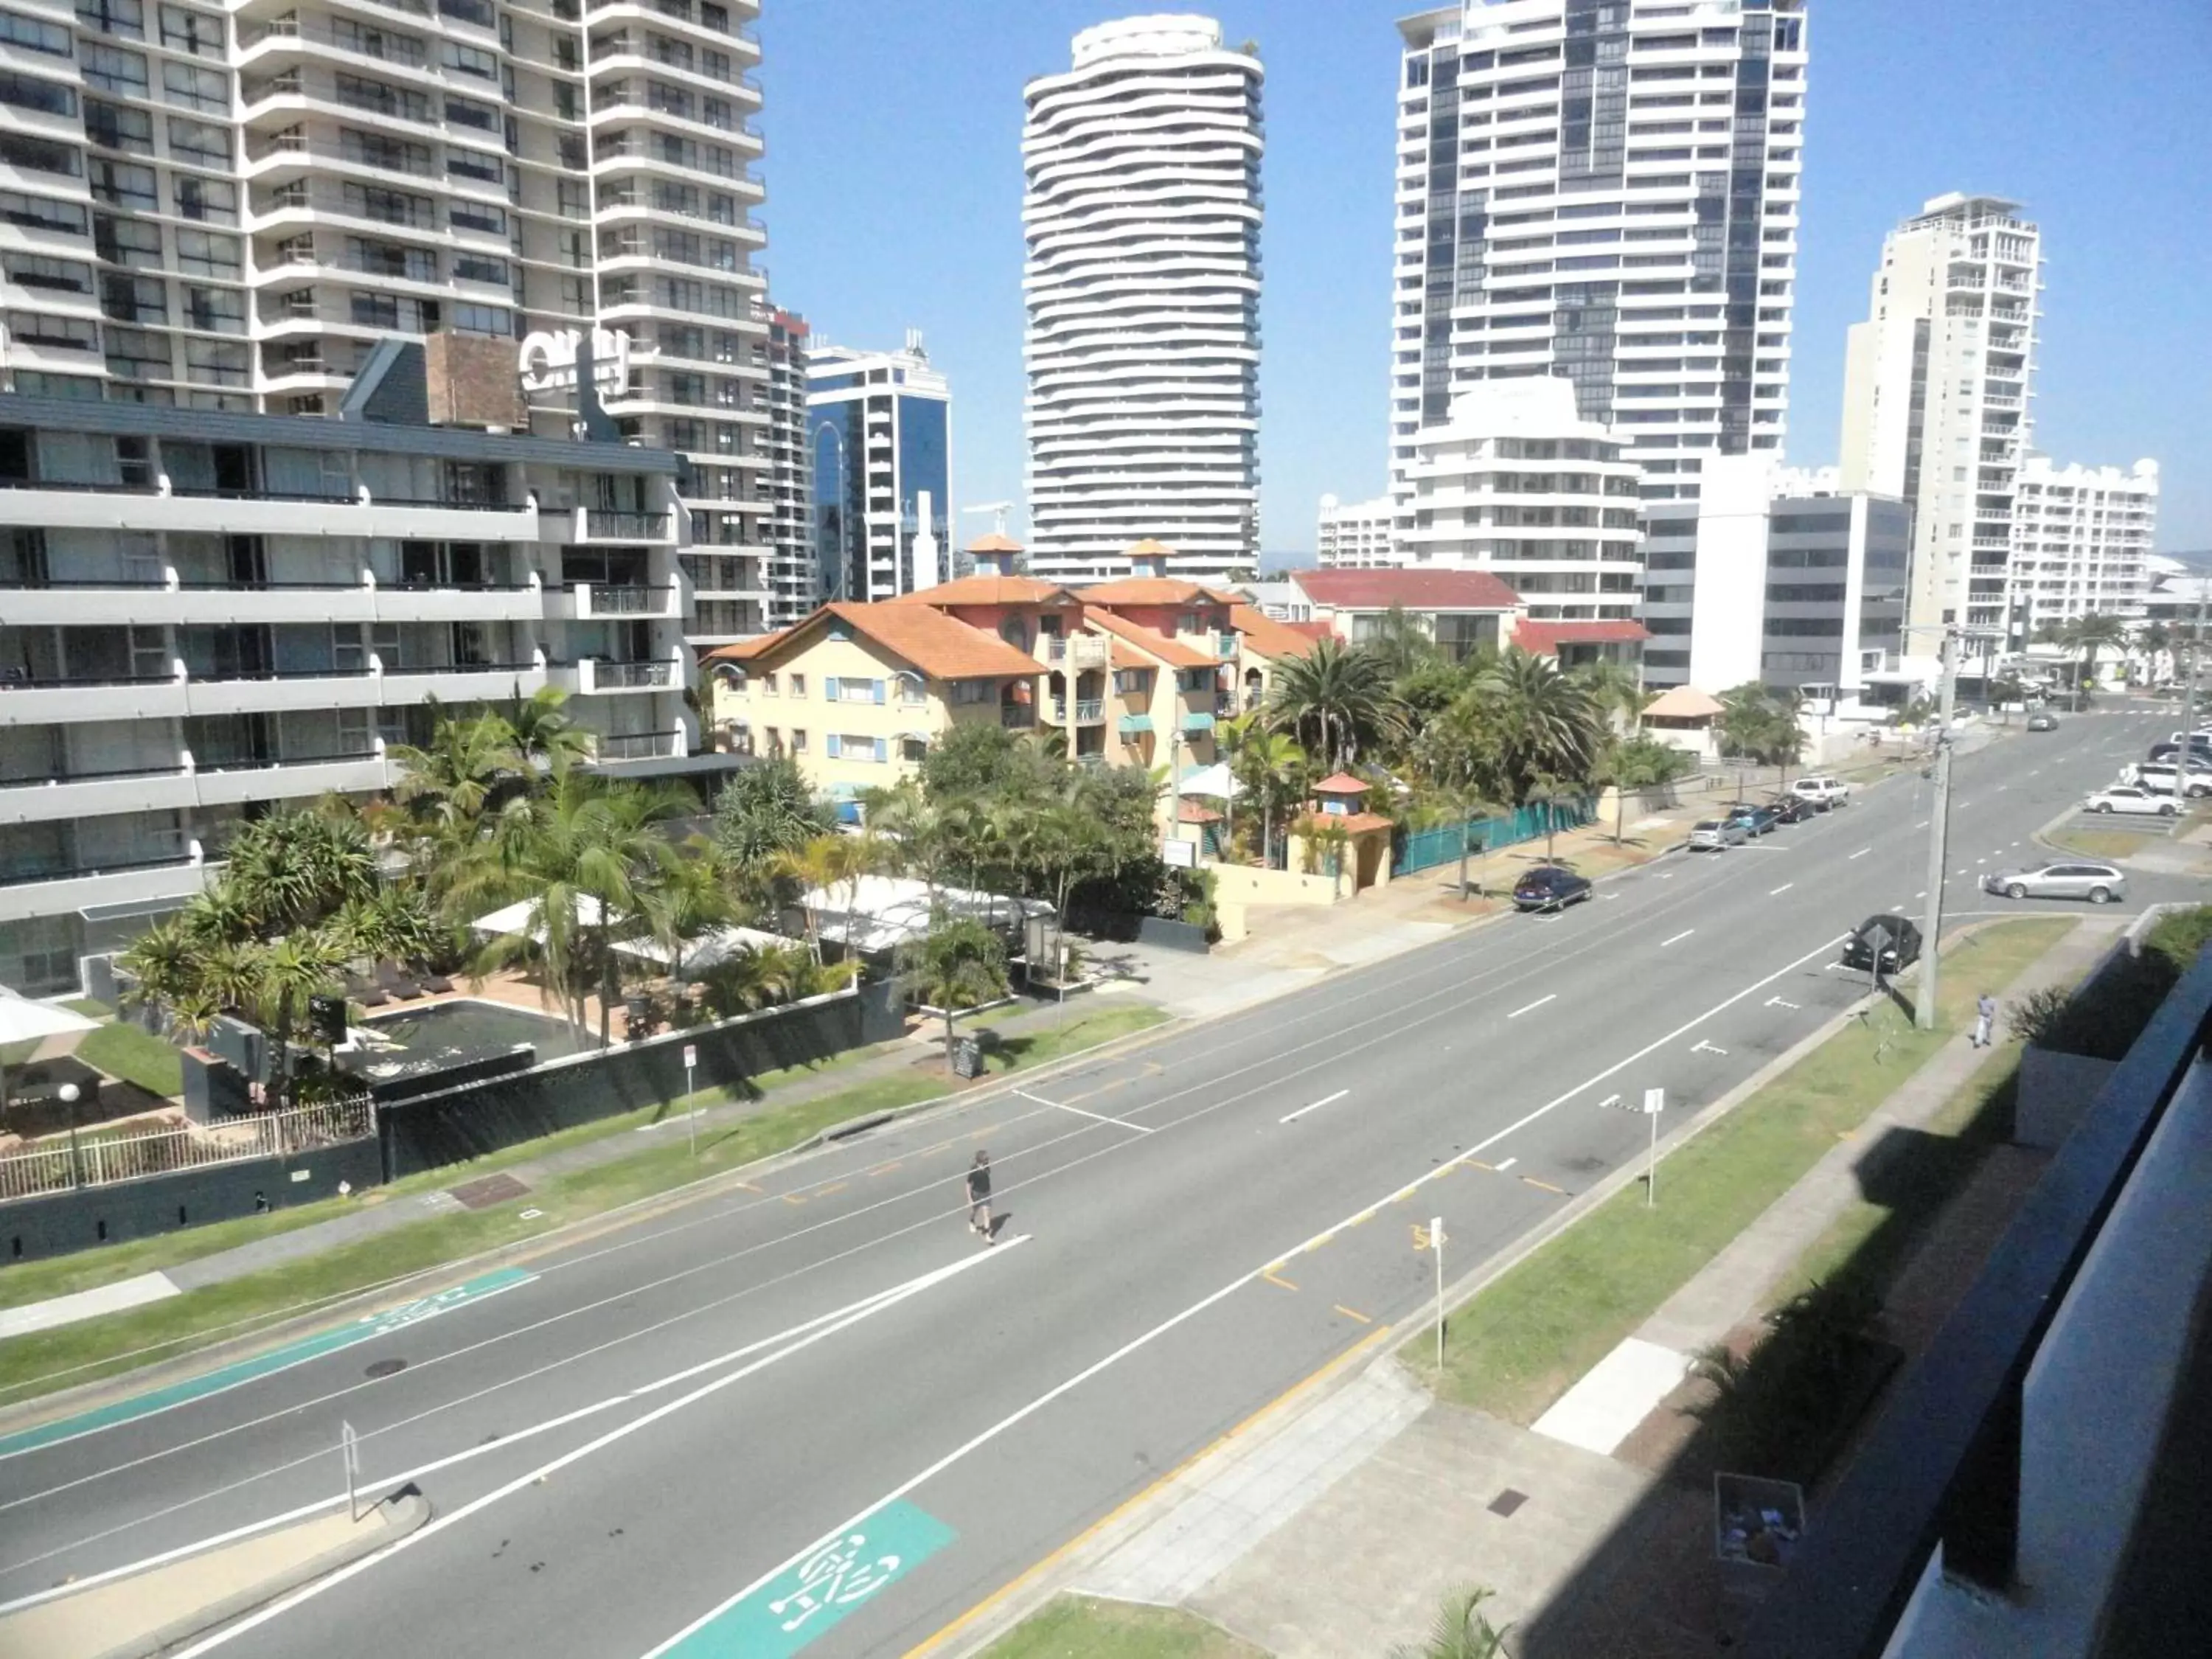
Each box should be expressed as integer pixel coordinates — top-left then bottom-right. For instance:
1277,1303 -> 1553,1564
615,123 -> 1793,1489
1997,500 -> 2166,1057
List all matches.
1914,629 -> 1960,1032
59,1081 -> 82,1188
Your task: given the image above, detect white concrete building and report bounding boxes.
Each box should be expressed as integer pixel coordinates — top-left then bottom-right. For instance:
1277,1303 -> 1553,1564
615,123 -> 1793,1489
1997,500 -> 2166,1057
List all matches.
757,304 -> 814,633
1315,494 -> 1394,568
1396,378 -> 1642,621
0,0 -> 782,643
1021,15 -> 1262,584
1638,454 -> 1910,712
1390,1 -> 1807,510
806,331 -> 952,605
0,371 -> 717,995
2008,456 -> 2157,636
1838,193 -> 2043,649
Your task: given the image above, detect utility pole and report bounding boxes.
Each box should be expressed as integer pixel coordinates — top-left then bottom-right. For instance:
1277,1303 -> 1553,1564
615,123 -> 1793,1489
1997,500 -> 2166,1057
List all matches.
1915,629 -> 1960,1032
2184,584 -> 2208,738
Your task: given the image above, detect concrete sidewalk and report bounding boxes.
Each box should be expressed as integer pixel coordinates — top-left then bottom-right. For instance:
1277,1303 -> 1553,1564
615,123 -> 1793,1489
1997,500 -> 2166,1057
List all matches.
950,911 -> 2095,1658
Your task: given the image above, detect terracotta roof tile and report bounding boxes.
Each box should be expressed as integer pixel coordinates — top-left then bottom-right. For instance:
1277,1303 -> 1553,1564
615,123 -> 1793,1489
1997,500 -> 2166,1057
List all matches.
964,532 -> 1023,554
1293,568 -> 1523,611
891,574 -> 1077,608
1295,810 -> 1394,836
720,603 -> 1041,681
1075,577 -> 1242,608
1084,610 -> 1217,669
1512,619 -> 1649,654
1312,773 -> 1369,794
1228,604 -> 1320,661
703,630 -> 787,663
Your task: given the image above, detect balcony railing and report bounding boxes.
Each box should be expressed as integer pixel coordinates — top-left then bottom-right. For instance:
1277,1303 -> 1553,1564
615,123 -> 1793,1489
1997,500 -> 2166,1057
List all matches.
0,848 -> 198,888
0,1096 -> 375,1201
582,509 -> 670,540
1051,700 -> 1105,724
1000,705 -> 1035,728
591,658 -> 675,689
0,760 -> 187,788
593,728 -> 680,762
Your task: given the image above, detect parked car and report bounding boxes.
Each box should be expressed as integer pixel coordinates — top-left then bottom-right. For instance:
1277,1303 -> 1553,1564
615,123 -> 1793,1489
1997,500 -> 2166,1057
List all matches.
2085,785 -> 2178,817
2146,742 -> 2212,763
1723,801 -> 1780,836
1790,775 -> 1851,810
1688,818 -> 1749,851
1513,864 -> 1594,911
1841,914 -> 1923,974
1981,862 -> 2126,904
1764,793 -> 1815,826
2025,712 -> 2058,732
2133,762 -> 2212,799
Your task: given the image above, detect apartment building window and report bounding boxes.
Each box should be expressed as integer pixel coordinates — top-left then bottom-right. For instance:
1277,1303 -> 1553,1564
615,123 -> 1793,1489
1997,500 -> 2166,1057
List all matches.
175,227 -> 239,277
105,324 -> 170,377
1,251 -> 91,293
824,735 -> 886,762
453,253 -> 505,285
449,199 -> 504,236
0,10 -> 69,55
160,60 -> 224,112
6,309 -> 96,350
83,98 -> 149,154
451,303 -> 507,335
76,0 -> 143,38
446,145 -> 501,184
100,270 -> 165,322
445,93 -> 496,132
184,338 -> 246,385
157,4 -> 219,55
181,284 -> 243,333
0,189 -> 85,233
166,115 -> 226,167
173,174 -> 234,223
0,130 -> 73,178
341,128 -> 431,175
787,672 -> 805,698
90,157 -> 156,209
94,213 -> 161,265
787,729 -> 806,753
442,39 -> 495,79
80,41 -> 145,94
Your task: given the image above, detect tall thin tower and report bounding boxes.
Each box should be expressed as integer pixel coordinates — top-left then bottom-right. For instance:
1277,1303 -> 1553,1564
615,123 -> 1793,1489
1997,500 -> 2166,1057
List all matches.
1389,1 -> 1808,518
1838,193 -> 2042,650
1022,15 -> 1262,585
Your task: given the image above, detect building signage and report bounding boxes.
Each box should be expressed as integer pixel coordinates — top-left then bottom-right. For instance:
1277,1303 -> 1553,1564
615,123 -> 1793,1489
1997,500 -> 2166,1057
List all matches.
518,326 -> 631,397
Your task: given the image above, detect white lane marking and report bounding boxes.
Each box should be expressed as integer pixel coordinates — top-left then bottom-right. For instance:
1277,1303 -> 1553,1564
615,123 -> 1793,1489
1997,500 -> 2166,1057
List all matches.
1013,1088 -> 1154,1135
1657,872 -> 1674,880
1916,820 -> 1931,829
2012,841 -> 2022,849
1508,994 -> 1557,1019
1916,891 -> 1927,899
1279,1089 -> 1349,1125
1765,996 -> 1801,1009
1849,848 -> 1871,860
1661,929 -> 1694,947
632,933 -> 1857,1659
164,1242 -> 1029,1658
1494,1158 -> 1518,1172
1691,1039 -> 1730,1056
1769,883 -> 1794,896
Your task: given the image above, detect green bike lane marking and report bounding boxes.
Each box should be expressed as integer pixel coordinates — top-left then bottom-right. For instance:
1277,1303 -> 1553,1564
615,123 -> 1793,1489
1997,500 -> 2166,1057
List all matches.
657,1500 -> 958,1658
0,1267 -> 538,1461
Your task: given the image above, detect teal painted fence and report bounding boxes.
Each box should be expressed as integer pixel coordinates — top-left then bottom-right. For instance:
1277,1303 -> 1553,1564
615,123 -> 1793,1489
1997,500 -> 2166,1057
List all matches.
1393,798 -> 1595,877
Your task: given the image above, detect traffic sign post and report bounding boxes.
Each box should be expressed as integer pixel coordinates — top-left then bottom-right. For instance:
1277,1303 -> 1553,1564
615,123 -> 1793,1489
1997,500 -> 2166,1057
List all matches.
1416,1216 -> 1447,1372
684,1043 -> 698,1158
341,1419 -> 361,1522
1602,1088 -> 1666,1207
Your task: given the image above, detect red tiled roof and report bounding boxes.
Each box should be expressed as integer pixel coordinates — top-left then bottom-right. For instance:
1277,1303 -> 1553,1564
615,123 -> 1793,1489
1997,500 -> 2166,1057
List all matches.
1283,620 -> 1332,640
1176,801 -> 1225,825
703,630 -> 787,663
1229,604 -> 1320,661
1293,568 -> 1522,611
1512,619 -> 1650,655
1076,577 -> 1242,608
1312,773 -> 1369,794
1084,609 -> 1216,669
712,603 -> 1039,681
1295,810 -> 1394,836
964,532 -> 1023,554
891,574 -> 1077,608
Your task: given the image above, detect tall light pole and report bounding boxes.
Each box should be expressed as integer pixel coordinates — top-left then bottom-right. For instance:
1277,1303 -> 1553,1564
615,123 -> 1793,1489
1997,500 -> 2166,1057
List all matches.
2183,582 -> 2208,738
1914,628 -> 1960,1032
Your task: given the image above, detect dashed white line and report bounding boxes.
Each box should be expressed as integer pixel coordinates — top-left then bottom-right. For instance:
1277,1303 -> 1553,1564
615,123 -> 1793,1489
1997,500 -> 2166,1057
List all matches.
1916,820 -> 1931,830
1280,1089 -> 1349,1125
1494,1157 -> 1517,1172
1661,929 -> 1694,947
1769,883 -> 1794,896
1508,994 -> 1557,1020
1849,847 -> 1871,860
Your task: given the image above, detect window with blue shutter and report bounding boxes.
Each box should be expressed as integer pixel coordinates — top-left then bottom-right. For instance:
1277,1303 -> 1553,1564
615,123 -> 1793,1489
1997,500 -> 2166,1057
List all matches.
873,679 -> 886,704
873,737 -> 887,762
824,675 -> 840,700
825,734 -> 841,758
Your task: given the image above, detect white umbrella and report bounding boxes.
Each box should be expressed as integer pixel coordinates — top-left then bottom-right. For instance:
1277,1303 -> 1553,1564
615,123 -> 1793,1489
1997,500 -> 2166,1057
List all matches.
1175,762 -> 1244,799
0,988 -> 98,1117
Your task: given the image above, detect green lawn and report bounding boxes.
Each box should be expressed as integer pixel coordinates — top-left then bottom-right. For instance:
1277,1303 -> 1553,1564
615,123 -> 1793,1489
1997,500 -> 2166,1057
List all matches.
2047,828 -> 2161,861
0,1000 -> 1166,1402
978,1596 -> 1266,1659
74,1021 -> 185,1099
1414,918 -> 2073,1423
62,998 -> 114,1020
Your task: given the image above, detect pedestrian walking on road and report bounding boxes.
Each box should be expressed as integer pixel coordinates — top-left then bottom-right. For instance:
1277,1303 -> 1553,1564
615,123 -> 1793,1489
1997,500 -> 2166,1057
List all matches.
1974,992 -> 1997,1049
965,1150 -> 994,1243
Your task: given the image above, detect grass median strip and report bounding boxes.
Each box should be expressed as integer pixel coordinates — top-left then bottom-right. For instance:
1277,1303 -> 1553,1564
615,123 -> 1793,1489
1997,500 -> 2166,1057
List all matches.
1411,918 -> 2072,1423
0,1002 -> 1166,1404
978,1594 -> 1267,1659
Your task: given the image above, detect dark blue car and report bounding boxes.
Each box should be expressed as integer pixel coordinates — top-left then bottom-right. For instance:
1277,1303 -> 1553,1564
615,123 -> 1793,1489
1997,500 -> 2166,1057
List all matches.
1724,801 -> 1781,836
1514,865 -> 1593,911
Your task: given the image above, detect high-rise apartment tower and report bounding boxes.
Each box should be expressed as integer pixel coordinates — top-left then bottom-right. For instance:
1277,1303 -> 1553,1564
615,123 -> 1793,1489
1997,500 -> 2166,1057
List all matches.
1838,193 -> 2042,652
1390,0 -> 1807,514
1022,15 -> 1262,585
2008,456 -> 2157,640
807,331 -> 951,604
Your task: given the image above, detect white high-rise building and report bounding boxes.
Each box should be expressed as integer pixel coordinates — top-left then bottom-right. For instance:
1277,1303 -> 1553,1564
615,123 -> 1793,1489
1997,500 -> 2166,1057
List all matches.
1838,193 -> 2043,651
1022,15 -> 1262,585
2008,456 -> 2158,636
1397,378 -> 1641,620
1390,1 -> 1806,512
1315,494 -> 1394,568
806,330 -> 952,605
0,0 -> 781,642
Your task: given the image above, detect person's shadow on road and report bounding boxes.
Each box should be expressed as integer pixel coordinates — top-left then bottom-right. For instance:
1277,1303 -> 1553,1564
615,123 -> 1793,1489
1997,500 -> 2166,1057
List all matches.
987,1212 -> 1012,1242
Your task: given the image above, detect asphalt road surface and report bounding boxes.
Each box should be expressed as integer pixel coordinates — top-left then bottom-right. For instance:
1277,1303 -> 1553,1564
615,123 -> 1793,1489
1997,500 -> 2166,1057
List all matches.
0,709 -> 2187,1659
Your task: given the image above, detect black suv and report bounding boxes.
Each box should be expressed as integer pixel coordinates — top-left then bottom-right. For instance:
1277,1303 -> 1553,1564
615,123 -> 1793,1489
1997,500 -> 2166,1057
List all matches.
1841,914 -> 1922,974
1513,865 -> 1594,912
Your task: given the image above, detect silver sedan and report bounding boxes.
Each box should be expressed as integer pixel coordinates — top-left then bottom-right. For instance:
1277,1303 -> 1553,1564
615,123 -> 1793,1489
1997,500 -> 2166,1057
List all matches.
1981,862 -> 2126,904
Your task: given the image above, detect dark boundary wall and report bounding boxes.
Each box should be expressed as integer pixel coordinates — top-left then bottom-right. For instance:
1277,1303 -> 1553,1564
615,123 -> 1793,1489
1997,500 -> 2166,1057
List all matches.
2,1138 -> 383,1265
377,981 -> 904,1179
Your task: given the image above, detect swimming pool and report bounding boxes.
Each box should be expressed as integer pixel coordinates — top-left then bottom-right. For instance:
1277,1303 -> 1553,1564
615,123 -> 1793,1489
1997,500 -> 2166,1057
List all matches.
354,998 -> 600,1082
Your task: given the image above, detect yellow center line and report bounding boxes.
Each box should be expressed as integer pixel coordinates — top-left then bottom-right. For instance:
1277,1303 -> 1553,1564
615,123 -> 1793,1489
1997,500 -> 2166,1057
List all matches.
1465,1161 -> 1495,1172
1346,1210 -> 1375,1228
733,1181 -> 764,1194
868,1161 -> 903,1177
1307,1231 -> 1335,1251
1262,1270 -> 1299,1293
1520,1175 -> 1568,1196
1332,1304 -> 1372,1325
780,1192 -> 807,1206
817,1182 -> 847,1197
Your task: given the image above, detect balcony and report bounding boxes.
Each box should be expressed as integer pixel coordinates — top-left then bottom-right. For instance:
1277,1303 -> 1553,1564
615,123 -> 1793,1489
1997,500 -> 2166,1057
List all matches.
587,728 -> 681,764
0,481 -> 540,544
187,749 -> 394,807
0,847 -> 214,925
557,507 -> 675,545
1000,704 -> 1036,729
0,672 -> 189,728
376,658 -> 549,706
551,657 -> 678,695
0,762 -> 195,825
1051,700 -> 1106,724
549,582 -> 681,620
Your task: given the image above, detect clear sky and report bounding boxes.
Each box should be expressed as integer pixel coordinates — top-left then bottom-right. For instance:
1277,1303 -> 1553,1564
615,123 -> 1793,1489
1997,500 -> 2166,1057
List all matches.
757,1 -> 2211,561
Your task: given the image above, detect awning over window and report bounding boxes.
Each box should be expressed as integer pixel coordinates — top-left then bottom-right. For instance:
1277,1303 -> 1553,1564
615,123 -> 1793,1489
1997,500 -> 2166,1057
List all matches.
1118,713 -> 1155,735
1180,711 -> 1216,733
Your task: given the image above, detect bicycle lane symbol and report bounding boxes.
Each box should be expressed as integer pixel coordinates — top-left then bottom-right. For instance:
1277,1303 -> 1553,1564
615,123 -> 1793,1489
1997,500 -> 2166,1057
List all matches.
659,1501 -> 957,1658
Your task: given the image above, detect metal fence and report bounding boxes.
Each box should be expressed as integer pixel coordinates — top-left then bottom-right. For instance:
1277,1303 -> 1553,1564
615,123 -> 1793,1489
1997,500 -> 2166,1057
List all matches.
1394,798 -> 1596,877
0,1097 -> 376,1202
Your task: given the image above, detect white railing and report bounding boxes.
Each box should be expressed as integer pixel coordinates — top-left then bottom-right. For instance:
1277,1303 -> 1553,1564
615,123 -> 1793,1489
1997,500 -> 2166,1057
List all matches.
0,1096 -> 375,1202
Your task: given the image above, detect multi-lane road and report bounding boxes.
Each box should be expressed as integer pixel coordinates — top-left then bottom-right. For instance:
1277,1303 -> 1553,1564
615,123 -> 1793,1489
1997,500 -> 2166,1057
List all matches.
0,708 -> 2188,1659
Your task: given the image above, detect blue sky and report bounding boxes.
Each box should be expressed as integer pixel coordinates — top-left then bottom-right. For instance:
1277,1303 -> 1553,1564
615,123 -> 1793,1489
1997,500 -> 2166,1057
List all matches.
757,1 -> 2211,560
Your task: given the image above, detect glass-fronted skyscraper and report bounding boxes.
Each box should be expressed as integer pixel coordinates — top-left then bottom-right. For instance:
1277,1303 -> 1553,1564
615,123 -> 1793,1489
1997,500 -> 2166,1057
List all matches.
806,333 -> 951,603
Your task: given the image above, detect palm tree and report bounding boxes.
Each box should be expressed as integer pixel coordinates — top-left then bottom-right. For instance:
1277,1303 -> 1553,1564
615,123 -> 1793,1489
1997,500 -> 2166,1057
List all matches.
860,779 -> 953,906
895,911 -> 1009,1074
1570,655 -> 1647,734
1363,604 -> 1437,681
711,755 -> 834,905
1716,682 -> 1803,769
504,685 -> 594,776
1388,1587 -> 1514,1659
389,703 -> 508,835
1471,648 -> 1605,804
1232,731 -> 1307,869
771,832 -> 869,964
1264,636 -> 1401,773
2070,611 -> 2129,695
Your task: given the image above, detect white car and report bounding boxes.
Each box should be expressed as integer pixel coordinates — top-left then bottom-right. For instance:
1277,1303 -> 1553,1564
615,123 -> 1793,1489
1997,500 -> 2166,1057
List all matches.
2085,785 -> 2177,818
1790,776 -> 1851,810
1688,818 -> 1749,851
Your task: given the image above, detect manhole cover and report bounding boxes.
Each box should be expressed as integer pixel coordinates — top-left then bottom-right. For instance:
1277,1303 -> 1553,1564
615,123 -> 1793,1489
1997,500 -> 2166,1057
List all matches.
1488,1488 -> 1528,1518
448,1172 -> 531,1211
365,1357 -> 408,1380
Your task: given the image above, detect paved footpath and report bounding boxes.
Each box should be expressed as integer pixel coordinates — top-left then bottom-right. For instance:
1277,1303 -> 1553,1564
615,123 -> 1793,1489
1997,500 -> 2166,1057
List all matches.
950,912 -> 2116,1659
